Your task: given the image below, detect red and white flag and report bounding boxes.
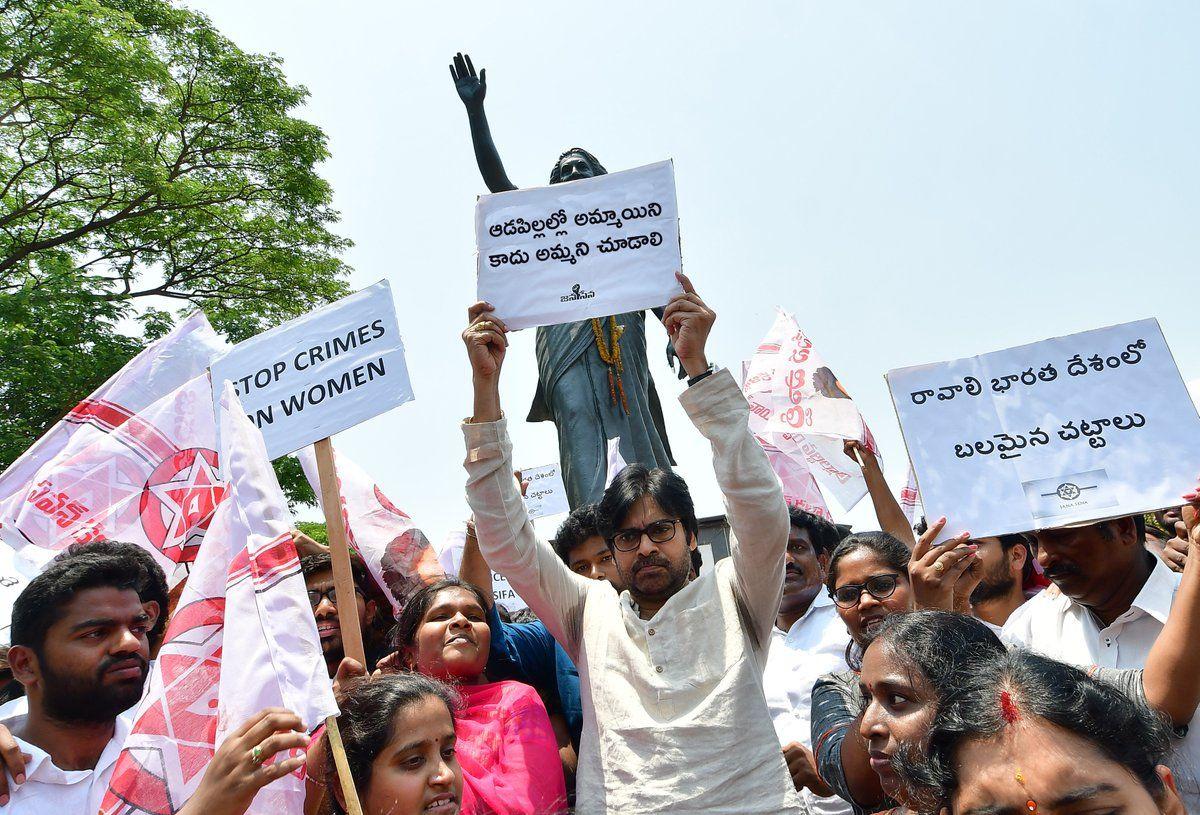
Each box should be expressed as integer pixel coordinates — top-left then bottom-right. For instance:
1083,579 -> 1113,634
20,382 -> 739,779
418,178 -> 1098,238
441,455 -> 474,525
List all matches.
900,464 -> 923,529
743,308 -> 879,512
757,436 -> 833,521
100,383 -> 336,815
0,312 -> 226,509
297,445 -> 443,614
0,373 -> 226,577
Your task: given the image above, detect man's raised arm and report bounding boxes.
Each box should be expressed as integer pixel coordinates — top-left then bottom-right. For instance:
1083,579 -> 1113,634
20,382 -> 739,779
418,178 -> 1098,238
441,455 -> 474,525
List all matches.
662,274 -> 789,648
460,301 -> 588,654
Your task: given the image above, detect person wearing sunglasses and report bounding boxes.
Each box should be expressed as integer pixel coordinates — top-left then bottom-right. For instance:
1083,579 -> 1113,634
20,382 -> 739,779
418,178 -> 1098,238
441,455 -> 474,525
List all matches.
300,551 -> 388,677
460,276 -> 806,813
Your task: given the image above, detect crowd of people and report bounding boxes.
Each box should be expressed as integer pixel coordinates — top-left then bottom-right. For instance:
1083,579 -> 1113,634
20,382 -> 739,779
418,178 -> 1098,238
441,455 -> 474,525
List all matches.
1,274 -> 1198,815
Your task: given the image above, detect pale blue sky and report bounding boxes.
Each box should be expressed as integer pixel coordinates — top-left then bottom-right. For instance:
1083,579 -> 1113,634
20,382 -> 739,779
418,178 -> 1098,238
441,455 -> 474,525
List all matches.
190,1 -> 1200,540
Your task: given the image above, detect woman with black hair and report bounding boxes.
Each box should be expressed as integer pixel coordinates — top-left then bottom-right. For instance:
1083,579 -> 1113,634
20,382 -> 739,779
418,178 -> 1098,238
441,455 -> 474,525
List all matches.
810,520 -> 983,814
895,649 -> 1186,815
391,578 -> 567,815
855,611 -> 1005,812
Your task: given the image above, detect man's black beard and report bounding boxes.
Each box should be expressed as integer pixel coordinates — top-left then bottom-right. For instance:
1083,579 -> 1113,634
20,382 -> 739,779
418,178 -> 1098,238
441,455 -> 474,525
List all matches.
970,573 -> 1018,605
40,653 -> 147,724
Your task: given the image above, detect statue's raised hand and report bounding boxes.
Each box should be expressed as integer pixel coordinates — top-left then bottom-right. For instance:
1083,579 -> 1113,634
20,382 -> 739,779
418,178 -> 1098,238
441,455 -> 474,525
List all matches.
450,52 -> 486,109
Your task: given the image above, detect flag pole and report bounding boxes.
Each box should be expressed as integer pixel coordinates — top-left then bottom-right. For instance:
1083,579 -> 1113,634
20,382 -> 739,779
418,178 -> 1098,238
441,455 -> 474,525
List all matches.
313,436 -> 365,815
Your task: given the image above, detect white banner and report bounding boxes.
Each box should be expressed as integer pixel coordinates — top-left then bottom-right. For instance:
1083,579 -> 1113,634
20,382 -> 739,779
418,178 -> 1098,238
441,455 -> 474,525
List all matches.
211,281 -> 413,459
887,319 -> 1200,542
475,160 -> 683,330
743,309 -> 879,512
518,463 -> 569,520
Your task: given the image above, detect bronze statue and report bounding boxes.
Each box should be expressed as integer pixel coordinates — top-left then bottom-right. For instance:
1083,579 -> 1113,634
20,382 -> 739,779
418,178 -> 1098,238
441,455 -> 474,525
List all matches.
450,52 -> 677,509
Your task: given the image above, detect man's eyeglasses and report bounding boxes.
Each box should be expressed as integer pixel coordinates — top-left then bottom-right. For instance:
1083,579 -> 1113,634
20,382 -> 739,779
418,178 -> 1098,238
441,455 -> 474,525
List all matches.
307,586 -> 365,609
830,574 -> 901,609
609,519 -> 680,552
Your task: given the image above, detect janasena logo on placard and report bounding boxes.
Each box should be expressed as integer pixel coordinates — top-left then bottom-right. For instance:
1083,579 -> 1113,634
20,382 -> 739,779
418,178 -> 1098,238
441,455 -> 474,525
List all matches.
139,448 -> 227,563
560,283 -> 596,303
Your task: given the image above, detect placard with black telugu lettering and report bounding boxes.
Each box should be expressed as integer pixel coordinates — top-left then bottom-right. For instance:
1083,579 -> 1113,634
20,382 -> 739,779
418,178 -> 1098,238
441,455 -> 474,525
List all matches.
886,319 -> 1200,542
518,463 -> 569,520
475,160 -> 683,330
210,280 -> 414,459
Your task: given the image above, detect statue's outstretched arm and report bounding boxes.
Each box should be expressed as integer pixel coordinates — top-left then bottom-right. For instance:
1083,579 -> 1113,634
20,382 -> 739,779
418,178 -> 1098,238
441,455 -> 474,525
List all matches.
450,52 -> 517,193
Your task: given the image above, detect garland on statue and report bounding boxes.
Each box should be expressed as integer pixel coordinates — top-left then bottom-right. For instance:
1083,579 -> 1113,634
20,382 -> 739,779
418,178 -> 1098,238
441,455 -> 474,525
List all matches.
591,316 -> 630,415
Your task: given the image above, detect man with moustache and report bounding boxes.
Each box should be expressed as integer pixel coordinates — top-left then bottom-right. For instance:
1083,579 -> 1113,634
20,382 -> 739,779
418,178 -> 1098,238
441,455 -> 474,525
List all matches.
301,551 -> 386,677
0,542 -> 157,812
461,274 -> 805,813
1001,505 -> 1200,813
762,508 -> 853,815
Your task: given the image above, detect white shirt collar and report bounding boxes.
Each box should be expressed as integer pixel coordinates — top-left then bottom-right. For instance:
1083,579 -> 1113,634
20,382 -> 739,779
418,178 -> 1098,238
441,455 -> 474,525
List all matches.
774,589 -> 834,636
10,711 -> 130,785
1127,556 -> 1178,625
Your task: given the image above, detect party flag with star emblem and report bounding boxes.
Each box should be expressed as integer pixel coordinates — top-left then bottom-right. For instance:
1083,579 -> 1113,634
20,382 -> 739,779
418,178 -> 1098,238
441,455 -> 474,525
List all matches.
100,382 -> 336,815
0,372 -> 226,578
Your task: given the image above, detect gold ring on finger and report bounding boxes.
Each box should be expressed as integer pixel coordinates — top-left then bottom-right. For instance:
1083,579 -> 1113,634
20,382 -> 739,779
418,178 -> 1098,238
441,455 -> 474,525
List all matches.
251,744 -> 264,764
933,561 -> 945,573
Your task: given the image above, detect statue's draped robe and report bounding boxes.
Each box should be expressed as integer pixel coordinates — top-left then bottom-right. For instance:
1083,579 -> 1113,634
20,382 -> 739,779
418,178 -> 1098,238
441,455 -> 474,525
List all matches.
527,312 -> 674,509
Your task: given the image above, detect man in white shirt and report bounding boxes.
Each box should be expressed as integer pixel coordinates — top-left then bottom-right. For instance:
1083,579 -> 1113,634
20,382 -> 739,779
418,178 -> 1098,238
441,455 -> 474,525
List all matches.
1,542 -> 157,812
1002,514 -> 1198,810
461,274 -> 805,813
763,507 -> 852,815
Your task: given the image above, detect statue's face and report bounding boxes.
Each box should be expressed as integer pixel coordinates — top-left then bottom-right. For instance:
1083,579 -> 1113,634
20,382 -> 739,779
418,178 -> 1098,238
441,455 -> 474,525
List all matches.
557,152 -> 597,183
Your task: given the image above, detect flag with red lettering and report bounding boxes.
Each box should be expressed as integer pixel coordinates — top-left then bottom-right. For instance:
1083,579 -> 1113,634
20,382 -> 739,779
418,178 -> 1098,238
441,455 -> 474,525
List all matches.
743,308 -> 879,512
297,445 -> 443,614
0,312 -> 226,511
757,436 -> 832,521
0,373 -> 227,578
100,383 -> 336,815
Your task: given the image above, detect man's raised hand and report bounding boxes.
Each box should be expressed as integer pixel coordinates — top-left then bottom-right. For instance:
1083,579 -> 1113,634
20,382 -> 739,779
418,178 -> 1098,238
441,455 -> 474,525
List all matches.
449,52 -> 486,109
661,272 -> 715,378
463,301 -> 508,380
463,301 -> 508,422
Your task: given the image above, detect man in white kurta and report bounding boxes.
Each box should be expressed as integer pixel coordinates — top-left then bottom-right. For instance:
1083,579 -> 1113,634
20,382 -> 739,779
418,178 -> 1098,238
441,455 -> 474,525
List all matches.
462,279 -> 804,813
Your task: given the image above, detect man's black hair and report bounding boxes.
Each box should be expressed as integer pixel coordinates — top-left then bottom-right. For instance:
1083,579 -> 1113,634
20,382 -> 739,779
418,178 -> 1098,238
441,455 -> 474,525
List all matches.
597,464 -> 699,545
300,551 -> 375,596
996,533 -> 1035,585
12,541 -> 154,654
552,504 -> 603,565
787,506 -> 843,558
54,541 -> 170,649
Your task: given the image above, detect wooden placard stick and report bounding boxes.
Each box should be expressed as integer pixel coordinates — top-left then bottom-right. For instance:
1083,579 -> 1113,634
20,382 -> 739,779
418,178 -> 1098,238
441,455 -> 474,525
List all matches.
313,436 -> 365,815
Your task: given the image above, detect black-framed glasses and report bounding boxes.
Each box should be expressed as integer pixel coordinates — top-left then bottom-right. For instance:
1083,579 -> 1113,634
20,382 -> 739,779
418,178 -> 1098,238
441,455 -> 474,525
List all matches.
609,519 -> 680,552
307,586 -> 364,609
830,574 -> 901,609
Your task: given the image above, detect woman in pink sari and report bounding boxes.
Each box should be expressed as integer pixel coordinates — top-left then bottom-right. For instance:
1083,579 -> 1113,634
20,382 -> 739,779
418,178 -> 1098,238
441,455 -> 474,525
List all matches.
393,578 -> 568,815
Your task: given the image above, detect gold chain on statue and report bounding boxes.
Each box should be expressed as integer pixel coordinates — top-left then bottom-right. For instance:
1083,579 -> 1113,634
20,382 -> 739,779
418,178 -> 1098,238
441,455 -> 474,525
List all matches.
591,316 -> 630,415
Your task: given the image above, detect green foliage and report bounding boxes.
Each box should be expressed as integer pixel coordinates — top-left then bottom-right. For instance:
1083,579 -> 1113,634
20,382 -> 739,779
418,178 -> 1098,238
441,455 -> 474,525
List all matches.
294,520 -> 327,545
0,0 -> 352,506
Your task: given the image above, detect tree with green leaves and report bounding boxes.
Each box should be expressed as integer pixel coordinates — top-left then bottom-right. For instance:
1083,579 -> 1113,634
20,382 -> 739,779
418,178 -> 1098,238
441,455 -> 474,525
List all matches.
0,0 -> 352,505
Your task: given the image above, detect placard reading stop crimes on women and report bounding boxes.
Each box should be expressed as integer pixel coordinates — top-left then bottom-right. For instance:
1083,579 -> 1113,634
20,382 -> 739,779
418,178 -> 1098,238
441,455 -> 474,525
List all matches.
210,280 -> 414,459
886,319 -> 1200,543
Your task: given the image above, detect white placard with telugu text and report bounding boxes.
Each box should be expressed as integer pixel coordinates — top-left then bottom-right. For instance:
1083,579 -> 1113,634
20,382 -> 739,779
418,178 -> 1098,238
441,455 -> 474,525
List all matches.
886,319 -> 1200,542
475,160 -> 683,330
